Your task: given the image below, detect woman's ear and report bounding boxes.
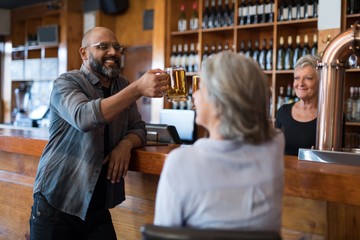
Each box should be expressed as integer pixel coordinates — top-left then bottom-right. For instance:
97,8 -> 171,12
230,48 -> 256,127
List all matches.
79,47 -> 88,60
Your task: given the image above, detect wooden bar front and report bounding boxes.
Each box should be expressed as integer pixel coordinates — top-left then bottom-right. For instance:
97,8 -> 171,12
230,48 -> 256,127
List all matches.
0,126 -> 360,239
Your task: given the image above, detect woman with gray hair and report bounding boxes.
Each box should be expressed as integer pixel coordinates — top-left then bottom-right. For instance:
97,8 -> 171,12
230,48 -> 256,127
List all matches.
154,51 -> 285,231
275,54 -> 320,155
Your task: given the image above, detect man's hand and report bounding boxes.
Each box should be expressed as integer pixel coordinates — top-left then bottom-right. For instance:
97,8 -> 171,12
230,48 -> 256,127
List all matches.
103,138 -> 133,183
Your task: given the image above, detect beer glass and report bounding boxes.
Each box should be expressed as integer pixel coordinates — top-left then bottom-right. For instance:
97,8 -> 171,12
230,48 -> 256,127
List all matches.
191,75 -> 200,109
164,67 -> 188,102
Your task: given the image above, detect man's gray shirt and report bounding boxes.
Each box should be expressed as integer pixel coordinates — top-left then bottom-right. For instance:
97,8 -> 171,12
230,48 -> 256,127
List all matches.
33,64 -> 146,220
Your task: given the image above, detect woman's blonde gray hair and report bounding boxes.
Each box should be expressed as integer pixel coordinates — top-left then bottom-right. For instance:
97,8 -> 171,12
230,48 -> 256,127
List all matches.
200,51 -> 276,144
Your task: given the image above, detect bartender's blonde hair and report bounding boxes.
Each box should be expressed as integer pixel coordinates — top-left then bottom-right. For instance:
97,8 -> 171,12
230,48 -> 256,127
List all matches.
200,51 -> 276,144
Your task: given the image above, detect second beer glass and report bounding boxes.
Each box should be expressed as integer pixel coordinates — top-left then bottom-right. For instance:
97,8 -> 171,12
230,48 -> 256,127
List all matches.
164,67 -> 188,102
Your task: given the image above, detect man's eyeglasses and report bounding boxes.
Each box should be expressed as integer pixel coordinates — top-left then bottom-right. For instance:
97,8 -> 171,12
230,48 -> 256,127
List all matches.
88,42 -> 124,52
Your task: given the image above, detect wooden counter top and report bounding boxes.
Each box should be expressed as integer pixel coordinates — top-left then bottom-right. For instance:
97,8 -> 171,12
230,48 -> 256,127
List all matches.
1,126 -> 360,239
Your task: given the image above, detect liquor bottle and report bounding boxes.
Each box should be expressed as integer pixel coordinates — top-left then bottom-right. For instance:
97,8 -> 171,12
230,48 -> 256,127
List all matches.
238,0 -> 247,25
223,0 -> 232,26
299,0 -> 305,19
202,44 -> 210,61
277,86 -> 285,110
208,0 -> 217,28
278,0 -> 285,21
245,40 -> 253,58
239,40 -> 246,55
266,38 -> 273,70
313,0 -> 318,18
284,36 -> 294,70
282,0 -> 289,21
217,42 -> 223,52
170,44 -> 177,67
214,0 -> 224,28
302,34 -> 311,57
285,83 -> 293,103
247,0 -> 255,24
258,38 -> 267,70
311,34 -> 318,56
287,0 -> 294,21
210,43 -> 217,56
202,0 -> 210,28
261,0 -> 267,23
307,0 -> 314,18
175,44 -> 183,67
293,35 -> 302,68
178,3 -> 187,31
252,39 -> 260,63
265,0 -> 274,22
277,36 -> 285,70
190,1 -> 199,30
180,43 -> 189,70
188,42 -> 196,72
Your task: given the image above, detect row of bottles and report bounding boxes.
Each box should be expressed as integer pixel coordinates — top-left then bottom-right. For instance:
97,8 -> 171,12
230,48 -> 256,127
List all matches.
278,0 -> 318,21
276,84 -> 299,110
202,0 -> 235,29
347,0 -> 360,15
238,38 -> 273,70
178,2 -> 199,31
346,86 -> 360,122
202,41 -> 232,60
277,34 -> 317,70
238,0 -> 274,25
170,43 -> 200,73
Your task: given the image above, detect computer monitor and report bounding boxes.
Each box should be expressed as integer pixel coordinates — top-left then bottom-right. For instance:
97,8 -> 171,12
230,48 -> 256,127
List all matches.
160,109 -> 196,144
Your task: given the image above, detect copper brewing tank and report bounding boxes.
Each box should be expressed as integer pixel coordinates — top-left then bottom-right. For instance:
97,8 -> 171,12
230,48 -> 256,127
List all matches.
316,23 -> 360,151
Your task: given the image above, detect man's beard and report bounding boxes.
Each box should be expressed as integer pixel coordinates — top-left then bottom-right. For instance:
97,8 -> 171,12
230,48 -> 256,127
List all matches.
89,53 -> 121,79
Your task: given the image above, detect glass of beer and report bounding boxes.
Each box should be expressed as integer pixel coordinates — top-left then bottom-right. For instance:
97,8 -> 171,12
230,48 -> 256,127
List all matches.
191,75 -> 200,109
164,67 -> 188,102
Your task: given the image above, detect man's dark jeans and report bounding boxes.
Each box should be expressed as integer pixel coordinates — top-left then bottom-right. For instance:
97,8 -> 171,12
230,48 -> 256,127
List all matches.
29,192 -> 117,240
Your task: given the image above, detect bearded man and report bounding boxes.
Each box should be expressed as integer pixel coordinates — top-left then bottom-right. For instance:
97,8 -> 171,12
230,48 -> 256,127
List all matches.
30,27 -> 168,240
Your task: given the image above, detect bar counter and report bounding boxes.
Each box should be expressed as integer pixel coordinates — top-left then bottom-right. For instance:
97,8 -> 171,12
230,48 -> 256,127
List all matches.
0,126 -> 359,239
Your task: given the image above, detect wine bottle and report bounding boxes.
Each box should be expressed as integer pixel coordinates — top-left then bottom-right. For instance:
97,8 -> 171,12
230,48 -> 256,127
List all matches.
175,44 -> 183,67
284,36 -> 294,70
311,34 -> 318,56
302,34 -> 310,57
217,42 -> 223,52
188,43 -> 196,72
247,0 -> 255,24
202,44 -> 210,61
287,0 -> 294,21
299,0 -> 305,19
282,0 -> 289,21
277,36 -> 285,70
285,83 -> 294,104
313,0 -> 318,18
293,35 -> 302,68
307,0 -> 314,18
214,0 -> 224,28
355,0 -> 360,14
255,0 -> 263,23
278,0 -> 285,21
258,38 -> 267,70
202,0 -> 210,28
304,0 -> 309,18
245,40 -> 253,58
291,0 -> 297,20
277,86 -> 285,110
239,40 -> 246,55
229,0 -> 235,26
252,39 -> 260,63
190,1 -> 199,30
178,3 -> 187,31
194,43 -> 200,72
210,43 -> 217,56
223,0 -> 231,26
170,44 -> 177,67
266,38 -> 273,70
352,87 -> 359,121
265,0 -> 274,22
238,0 -> 247,25
180,43 -> 189,70
208,0 -> 217,28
